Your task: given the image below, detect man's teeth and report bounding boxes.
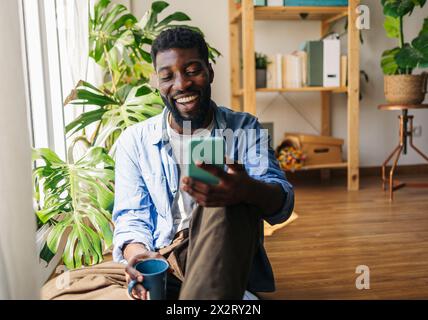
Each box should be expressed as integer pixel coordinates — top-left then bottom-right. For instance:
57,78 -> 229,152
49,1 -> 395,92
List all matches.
176,95 -> 198,104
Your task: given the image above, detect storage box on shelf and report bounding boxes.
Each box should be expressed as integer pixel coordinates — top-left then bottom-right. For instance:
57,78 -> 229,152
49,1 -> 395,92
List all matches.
279,133 -> 344,167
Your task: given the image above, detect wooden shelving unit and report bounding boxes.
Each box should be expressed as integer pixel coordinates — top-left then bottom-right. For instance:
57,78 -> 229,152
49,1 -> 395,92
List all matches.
228,0 -> 360,191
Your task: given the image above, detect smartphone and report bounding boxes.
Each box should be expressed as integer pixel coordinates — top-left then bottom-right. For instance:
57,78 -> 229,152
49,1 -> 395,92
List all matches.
186,137 -> 225,185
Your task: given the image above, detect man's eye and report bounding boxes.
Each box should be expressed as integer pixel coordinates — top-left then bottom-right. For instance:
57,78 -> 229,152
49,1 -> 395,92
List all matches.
187,69 -> 201,76
160,75 -> 172,81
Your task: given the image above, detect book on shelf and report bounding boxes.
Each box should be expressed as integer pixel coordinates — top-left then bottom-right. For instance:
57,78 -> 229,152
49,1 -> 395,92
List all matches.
296,50 -> 307,86
275,53 -> 283,89
266,54 -> 277,88
283,52 -> 304,88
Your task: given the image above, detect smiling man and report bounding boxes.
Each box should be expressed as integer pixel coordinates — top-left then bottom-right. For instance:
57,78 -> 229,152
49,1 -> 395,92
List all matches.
112,27 -> 294,300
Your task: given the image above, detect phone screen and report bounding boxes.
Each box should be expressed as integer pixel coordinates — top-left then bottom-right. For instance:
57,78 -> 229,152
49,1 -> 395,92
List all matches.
186,137 -> 225,185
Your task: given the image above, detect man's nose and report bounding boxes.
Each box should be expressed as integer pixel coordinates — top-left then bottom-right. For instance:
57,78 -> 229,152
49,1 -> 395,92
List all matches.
173,73 -> 192,91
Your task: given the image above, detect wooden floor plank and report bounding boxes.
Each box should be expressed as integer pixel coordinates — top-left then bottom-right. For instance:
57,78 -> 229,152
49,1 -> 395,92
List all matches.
260,174 -> 428,299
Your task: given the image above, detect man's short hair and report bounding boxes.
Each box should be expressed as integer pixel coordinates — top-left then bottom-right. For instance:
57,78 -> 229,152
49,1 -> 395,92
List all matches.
151,27 -> 209,68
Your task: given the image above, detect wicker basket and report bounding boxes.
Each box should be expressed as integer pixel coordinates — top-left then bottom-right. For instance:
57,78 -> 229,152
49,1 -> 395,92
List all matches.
384,74 -> 428,105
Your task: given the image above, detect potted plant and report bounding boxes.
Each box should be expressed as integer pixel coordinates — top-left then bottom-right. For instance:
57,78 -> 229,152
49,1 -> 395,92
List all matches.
255,52 -> 270,88
381,0 -> 428,104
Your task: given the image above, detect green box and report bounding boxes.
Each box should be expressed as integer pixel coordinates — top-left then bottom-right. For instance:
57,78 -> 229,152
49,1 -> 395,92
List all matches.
254,0 -> 267,6
304,40 -> 324,87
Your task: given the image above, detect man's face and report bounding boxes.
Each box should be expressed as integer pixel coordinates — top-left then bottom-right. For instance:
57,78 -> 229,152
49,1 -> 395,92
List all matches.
155,47 -> 214,129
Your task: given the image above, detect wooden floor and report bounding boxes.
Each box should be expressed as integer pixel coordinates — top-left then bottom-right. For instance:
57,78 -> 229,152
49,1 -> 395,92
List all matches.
259,174 -> 428,299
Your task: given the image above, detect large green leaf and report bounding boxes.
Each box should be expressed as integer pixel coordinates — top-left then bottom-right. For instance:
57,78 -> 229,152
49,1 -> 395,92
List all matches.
32,148 -> 65,165
65,80 -> 119,107
65,108 -> 108,136
152,1 -> 169,14
384,15 -> 401,38
65,81 -> 164,148
382,0 -> 426,17
93,85 -> 163,150
148,1 -> 170,29
395,43 -> 422,71
381,47 -> 401,75
89,0 -> 137,63
34,147 -> 115,269
94,0 -> 111,24
157,12 -> 191,29
412,33 -> 428,57
40,219 -> 71,262
382,0 -> 416,17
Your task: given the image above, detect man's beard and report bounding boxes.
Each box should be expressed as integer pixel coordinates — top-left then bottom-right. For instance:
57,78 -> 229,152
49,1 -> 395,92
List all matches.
161,85 -> 212,131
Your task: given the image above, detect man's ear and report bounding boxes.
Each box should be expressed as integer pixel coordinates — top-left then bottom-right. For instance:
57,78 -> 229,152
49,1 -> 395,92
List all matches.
208,63 -> 214,84
150,72 -> 159,89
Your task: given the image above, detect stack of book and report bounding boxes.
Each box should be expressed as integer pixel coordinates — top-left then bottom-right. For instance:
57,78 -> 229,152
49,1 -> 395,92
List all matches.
265,39 -> 348,89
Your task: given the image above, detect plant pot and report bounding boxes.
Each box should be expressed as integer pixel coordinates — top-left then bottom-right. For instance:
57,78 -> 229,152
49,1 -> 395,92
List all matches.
256,68 -> 267,88
384,73 -> 428,105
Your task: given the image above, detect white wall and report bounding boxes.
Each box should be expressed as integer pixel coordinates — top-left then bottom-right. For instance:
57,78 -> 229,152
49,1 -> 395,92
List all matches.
131,0 -> 428,167
0,0 -> 40,299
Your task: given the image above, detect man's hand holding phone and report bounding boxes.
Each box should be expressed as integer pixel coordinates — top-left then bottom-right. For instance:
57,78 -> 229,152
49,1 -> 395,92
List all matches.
182,158 -> 252,207
182,136 -> 253,207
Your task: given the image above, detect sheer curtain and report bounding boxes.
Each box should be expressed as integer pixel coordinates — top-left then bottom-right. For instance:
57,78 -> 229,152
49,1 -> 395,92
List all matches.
57,0 -> 103,159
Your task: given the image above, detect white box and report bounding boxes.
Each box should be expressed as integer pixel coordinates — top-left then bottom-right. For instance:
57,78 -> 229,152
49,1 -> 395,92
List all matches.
323,39 -> 340,87
267,0 -> 283,6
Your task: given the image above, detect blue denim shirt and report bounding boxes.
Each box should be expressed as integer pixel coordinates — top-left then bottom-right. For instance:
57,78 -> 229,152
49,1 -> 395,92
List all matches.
112,102 -> 294,292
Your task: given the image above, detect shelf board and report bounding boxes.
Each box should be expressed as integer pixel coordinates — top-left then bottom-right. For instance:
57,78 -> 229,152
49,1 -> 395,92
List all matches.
254,6 -> 348,21
257,87 -> 347,93
285,162 -> 348,172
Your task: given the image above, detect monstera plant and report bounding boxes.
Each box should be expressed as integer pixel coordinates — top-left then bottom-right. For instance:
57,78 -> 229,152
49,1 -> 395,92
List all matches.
33,0 -> 220,269
381,0 -> 428,104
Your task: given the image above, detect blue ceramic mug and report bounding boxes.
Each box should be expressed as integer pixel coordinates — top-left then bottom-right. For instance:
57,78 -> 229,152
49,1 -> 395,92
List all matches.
127,258 -> 169,300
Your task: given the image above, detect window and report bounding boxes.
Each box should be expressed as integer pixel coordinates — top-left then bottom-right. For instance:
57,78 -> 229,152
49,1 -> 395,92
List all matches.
20,0 -> 101,161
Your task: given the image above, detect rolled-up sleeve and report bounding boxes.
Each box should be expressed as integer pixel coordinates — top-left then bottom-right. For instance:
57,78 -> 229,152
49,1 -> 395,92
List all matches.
112,130 -> 155,264
244,119 -> 295,226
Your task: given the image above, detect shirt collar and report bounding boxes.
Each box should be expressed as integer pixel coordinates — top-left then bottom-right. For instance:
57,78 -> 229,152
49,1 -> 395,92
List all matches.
150,100 -> 225,145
